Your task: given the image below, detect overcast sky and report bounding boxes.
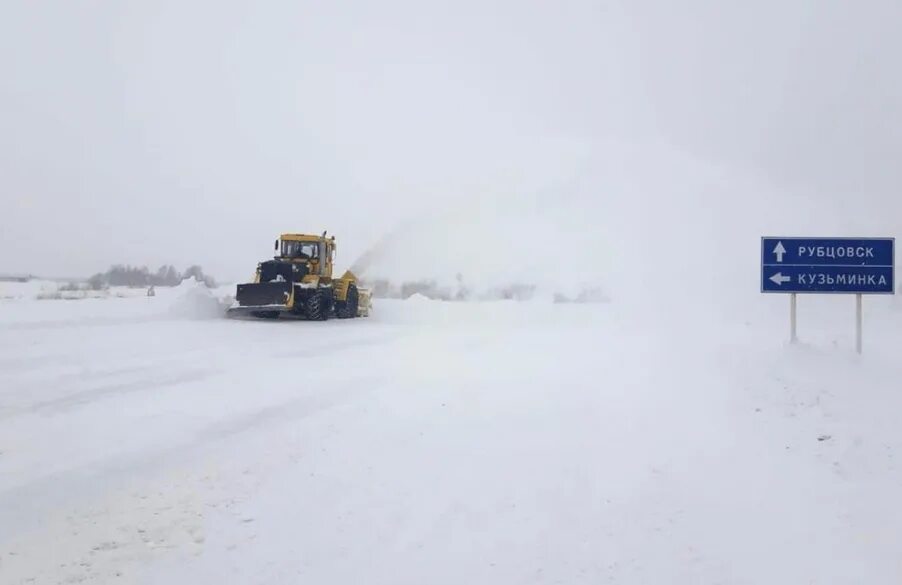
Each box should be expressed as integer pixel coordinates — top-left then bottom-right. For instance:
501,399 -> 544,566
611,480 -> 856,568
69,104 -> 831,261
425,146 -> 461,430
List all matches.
1,1 -> 900,281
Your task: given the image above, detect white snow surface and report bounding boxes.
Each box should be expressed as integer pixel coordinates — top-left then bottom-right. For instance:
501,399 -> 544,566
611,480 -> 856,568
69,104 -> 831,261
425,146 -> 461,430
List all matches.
2,289 -> 902,584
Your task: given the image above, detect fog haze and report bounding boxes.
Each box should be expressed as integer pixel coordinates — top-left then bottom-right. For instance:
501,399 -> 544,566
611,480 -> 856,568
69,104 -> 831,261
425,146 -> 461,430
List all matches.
2,1 -> 900,283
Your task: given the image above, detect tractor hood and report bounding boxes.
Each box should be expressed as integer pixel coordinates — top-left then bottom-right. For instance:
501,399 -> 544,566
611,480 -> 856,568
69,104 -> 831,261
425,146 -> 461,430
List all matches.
259,259 -> 309,283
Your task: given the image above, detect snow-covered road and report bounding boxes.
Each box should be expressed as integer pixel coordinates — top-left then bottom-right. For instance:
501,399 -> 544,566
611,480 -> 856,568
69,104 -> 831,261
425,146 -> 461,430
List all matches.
2,288 -> 902,584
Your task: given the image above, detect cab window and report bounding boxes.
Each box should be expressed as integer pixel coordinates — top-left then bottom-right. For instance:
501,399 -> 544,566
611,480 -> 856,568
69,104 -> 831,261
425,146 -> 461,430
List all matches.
281,241 -> 317,258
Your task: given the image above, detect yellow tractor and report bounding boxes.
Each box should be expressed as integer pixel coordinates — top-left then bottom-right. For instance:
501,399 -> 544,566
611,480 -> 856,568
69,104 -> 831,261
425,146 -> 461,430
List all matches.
226,231 -> 371,320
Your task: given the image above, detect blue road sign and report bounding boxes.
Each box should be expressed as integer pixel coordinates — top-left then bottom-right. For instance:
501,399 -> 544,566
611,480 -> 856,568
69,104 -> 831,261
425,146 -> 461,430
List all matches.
761,237 -> 895,294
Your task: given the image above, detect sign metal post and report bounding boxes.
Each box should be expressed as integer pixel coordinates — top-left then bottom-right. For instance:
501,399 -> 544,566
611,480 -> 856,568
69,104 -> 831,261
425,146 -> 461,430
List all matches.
790,293 -> 798,344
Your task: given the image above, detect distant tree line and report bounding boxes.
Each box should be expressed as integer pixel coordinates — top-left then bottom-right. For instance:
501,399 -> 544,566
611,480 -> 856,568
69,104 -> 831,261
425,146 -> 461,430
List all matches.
88,265 -> 216,289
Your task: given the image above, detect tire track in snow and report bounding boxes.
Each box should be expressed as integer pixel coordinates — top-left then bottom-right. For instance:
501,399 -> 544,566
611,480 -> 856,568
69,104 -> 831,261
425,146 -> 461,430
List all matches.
0,368 -> 219,420
4,314 -> 170,331
270,333 -> 397,359
0,377 -> 381,539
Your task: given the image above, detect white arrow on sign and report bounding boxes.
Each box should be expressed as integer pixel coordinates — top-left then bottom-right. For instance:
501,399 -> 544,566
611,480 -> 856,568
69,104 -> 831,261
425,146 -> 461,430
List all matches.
773,241 -> 786,262
769,272 -> 791,286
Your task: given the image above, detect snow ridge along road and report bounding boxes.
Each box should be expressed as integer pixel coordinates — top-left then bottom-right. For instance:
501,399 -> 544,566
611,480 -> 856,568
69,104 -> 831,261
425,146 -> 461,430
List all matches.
2,288 -> 902,584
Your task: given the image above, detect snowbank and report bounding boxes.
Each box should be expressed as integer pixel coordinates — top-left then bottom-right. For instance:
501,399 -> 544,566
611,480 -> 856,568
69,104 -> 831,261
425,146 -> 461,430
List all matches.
0,280 -> 158,301
0,277 -> 233,321
0,279 -> 65,300
405,292 -> 433,303
363,277 -> 610,304
165,277 -> 229,320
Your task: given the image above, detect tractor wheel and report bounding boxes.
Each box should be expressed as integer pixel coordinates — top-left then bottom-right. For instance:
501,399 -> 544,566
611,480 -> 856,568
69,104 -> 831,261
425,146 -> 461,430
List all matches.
336,283 -> 359,319
305,290 -> 329,321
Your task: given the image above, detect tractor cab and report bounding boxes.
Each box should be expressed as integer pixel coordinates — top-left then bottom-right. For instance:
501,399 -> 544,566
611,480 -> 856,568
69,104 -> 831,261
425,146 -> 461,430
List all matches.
275,233 -> 335,277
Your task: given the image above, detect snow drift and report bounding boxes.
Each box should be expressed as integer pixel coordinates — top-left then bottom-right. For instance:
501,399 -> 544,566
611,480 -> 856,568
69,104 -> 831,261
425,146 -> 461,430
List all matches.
165,277 -> 229,320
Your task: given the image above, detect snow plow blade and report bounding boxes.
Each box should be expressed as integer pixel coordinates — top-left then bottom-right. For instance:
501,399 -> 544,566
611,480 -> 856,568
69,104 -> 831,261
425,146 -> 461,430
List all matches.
235,282 -> 291,307
225,305 -> 291,319
226,282 -> 292,319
